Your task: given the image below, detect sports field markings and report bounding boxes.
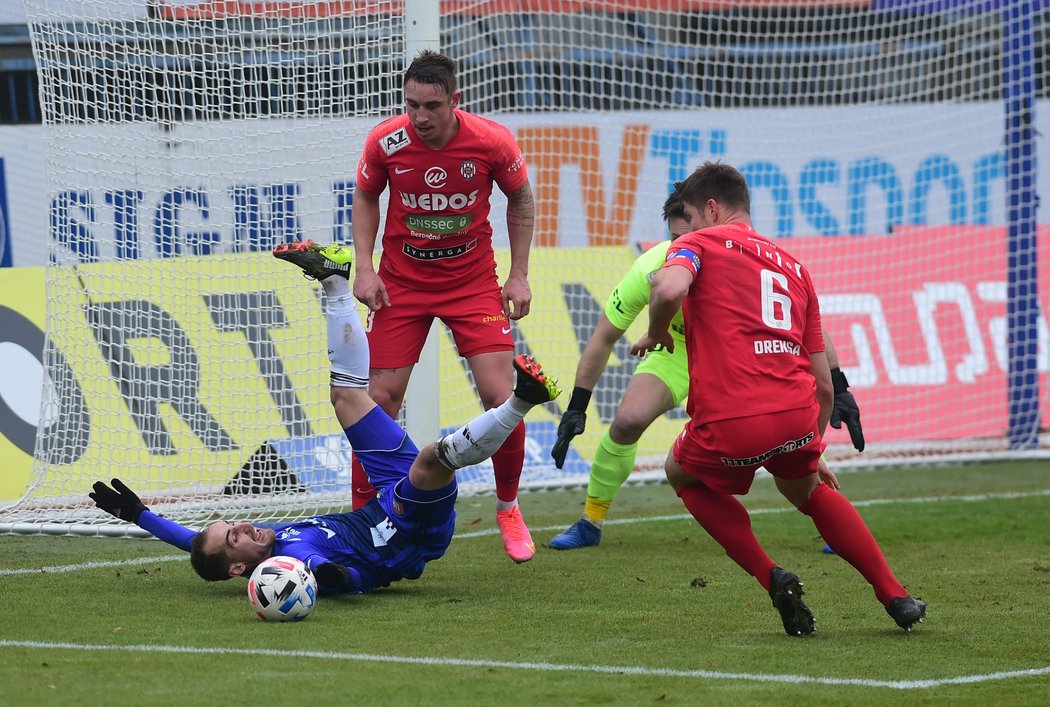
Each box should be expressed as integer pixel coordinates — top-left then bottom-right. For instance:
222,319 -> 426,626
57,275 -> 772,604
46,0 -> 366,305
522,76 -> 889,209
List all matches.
457,487 -> 1050,539
2,487 -> 1047,576
1,639 -> 1047,690
0,553 -> 186,576
4,489 -> 1049,691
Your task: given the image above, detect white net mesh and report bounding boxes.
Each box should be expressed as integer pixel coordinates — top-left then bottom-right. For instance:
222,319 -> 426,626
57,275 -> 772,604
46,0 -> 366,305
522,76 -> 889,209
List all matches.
439,1 -> 1050,483
3,0 -> 1047,535
6,0 -> 406,532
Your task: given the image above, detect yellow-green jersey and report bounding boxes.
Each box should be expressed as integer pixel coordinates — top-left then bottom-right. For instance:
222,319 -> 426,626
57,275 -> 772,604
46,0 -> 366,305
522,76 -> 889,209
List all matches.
605,240 -> 687,349
605,241 -> 690,403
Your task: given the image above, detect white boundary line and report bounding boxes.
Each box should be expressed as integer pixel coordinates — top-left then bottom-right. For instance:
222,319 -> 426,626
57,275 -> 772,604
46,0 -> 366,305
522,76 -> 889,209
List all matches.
454,487 -> 1050,539
2,488 -> 1050,690
0,639 -> 1048,690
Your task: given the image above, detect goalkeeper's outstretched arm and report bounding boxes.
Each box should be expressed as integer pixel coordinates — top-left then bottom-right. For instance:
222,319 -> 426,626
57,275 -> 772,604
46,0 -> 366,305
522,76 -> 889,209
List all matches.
90,478 -> 196,552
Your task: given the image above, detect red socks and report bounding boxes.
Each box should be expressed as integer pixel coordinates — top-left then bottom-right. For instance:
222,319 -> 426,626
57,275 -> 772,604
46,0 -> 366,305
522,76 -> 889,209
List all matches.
677,480 -> 909,605
491,421 -> 526,502
350,454 -> 377,510
800,483 -> 908,604
676,483 -> 776,590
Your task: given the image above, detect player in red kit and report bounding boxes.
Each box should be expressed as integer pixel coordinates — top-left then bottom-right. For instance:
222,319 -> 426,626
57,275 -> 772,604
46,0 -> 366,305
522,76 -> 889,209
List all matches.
351,50 -> 538,562
631,162 -> 925,636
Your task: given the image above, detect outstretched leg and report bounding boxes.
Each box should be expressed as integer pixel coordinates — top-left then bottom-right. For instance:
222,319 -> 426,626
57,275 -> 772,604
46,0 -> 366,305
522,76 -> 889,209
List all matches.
274,240 -> 375,427
407,355 -> 560,494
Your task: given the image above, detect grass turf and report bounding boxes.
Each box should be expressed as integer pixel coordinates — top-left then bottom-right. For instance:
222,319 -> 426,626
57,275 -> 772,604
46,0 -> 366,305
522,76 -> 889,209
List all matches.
1,460 -> 1048,706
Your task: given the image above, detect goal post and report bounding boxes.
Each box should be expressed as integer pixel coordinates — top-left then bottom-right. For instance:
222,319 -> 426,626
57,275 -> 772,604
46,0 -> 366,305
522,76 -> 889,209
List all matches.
2,0 -> 1047,536
1002,0 -> 1041,449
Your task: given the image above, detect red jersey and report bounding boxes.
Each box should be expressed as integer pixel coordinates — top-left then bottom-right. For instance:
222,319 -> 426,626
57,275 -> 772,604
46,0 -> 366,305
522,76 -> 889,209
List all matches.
661,222 -> 824,426
355,109 -> 529,291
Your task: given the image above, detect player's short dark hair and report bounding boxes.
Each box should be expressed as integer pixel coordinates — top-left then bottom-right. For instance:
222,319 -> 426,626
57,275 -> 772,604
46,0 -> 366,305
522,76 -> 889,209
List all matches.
679,162 -> 750,214
404,50 -> 458,97
190,530 -> 232,582
663,181 -> 688,223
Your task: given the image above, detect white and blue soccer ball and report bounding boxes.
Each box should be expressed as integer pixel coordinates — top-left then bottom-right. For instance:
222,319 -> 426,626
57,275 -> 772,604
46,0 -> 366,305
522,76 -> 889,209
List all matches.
247,556 -> 318,622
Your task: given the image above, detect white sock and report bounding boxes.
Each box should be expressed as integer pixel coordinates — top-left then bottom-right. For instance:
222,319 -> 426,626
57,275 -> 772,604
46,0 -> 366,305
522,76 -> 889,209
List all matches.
496,498 -> 518,512
319,274 -> 351,299
324,281 -> 369,387
435,397 -> 532,469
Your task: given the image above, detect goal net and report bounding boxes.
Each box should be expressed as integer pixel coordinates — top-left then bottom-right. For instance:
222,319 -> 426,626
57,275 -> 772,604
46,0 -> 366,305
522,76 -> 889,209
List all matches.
3,0 -> 1047,535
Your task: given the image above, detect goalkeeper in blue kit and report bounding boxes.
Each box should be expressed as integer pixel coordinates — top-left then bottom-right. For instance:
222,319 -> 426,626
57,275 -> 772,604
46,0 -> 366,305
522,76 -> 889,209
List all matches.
89,241 -> 561,596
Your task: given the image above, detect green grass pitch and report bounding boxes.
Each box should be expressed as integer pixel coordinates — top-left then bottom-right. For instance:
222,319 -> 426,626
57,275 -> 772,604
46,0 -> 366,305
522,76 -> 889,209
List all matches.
1,460 -> 1048,706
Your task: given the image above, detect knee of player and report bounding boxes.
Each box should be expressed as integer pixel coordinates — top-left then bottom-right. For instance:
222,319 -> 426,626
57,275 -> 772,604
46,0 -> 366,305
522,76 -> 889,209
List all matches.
409,444 -> 455,487
664,457 -> 693,490
330,385 -> 367,407
367,386 -> 405,415
774,474 -> 820,509
608,414 -> 651,444
329,386 -> 379,429
474,383 -> 512,409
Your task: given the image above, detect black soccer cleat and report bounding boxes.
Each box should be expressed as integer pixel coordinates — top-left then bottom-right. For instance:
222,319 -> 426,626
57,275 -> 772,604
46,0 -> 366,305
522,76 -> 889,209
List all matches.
886,596 -> 926,631
512,354 -> 562,405
769,567 -> 815,637
273,240 -> 352,280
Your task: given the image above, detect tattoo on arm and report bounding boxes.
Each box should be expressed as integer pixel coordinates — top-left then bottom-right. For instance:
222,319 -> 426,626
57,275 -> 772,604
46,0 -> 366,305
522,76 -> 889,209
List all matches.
506,183 -> 535,230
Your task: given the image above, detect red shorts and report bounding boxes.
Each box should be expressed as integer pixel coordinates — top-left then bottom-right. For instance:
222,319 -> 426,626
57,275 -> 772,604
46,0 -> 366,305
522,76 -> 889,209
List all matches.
365,274 -> 514,368
672,402 -> 823,495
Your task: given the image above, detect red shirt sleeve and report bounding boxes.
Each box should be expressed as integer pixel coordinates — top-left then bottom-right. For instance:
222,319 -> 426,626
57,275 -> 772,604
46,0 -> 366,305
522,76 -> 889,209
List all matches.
488,122 -> 529,195
355,127 -> 389,198
802,268 -> 825,355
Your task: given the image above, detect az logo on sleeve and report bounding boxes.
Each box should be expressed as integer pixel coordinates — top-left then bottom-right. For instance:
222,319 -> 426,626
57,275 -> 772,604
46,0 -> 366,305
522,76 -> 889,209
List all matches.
381,128 -> 412,156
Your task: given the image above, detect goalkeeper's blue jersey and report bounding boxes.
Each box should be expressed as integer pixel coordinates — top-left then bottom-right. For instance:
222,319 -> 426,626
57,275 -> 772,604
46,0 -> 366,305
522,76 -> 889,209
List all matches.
138,406 -> 458,596
269,496 -> 456,594
139,485 -> 457,596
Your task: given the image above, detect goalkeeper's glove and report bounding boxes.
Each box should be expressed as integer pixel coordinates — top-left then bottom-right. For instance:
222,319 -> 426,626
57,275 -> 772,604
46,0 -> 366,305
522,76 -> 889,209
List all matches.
314,562 -> 361,594
89,478 -> 149,523
314,562 -> 351,590
829,368 -> 865,452
550,387 -> 591,469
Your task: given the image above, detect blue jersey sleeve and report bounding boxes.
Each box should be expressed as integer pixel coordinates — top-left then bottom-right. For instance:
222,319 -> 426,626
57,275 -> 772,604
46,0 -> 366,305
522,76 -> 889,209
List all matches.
137,510 -> 197,552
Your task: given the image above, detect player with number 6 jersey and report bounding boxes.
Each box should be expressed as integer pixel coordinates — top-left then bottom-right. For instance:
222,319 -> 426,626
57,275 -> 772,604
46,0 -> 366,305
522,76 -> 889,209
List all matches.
632,161 -> 924,636
669,220 -> 823,427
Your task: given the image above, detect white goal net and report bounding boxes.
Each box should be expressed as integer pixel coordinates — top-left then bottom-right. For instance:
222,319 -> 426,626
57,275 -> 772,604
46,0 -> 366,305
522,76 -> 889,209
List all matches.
2,0 -> 1047,535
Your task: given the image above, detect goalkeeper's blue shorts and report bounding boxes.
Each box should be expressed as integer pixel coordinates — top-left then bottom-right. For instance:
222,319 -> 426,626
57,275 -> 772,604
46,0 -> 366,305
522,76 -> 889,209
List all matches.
342,406 -> 457,562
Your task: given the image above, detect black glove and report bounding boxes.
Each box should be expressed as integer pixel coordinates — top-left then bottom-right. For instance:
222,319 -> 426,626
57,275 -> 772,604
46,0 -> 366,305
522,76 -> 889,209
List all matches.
829,368 -> 865,452
314,562 -> 351,591
89,478 -> 148,523
551,387 -> 592,469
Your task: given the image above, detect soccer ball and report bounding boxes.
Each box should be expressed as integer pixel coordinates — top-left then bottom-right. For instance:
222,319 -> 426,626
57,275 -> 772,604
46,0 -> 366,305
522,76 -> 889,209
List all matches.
247,556 -> 318,622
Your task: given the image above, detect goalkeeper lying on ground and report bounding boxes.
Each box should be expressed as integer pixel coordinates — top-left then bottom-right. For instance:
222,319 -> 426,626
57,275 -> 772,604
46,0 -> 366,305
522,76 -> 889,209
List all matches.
89,241 -> 561,596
